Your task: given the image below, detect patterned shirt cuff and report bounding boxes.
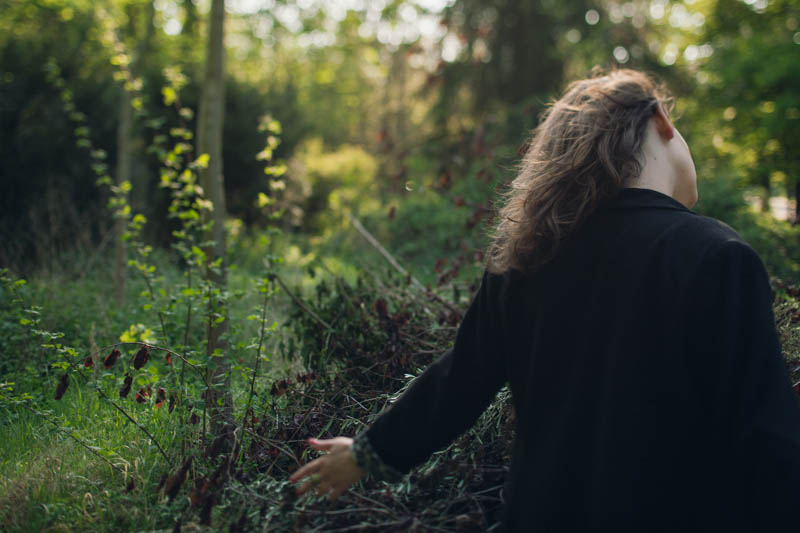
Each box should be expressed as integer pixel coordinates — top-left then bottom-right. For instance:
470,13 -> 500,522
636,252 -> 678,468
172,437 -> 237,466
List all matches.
351,430 -> 404,483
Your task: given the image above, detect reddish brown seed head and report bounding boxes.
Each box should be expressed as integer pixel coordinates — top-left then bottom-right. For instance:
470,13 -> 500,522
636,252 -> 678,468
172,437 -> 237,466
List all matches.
133,346 -> 149,370
103,349 -> 121,369
119,373 -> 133,398
155,387 -> 167,408
54,373 -> 69,400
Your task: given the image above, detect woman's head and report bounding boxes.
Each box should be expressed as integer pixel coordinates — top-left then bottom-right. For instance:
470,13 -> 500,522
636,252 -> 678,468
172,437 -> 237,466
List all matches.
486,67 -> 686,275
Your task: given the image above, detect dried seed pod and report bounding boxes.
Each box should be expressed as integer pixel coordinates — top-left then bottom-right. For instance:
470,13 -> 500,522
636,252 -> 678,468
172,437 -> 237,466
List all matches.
165,352 -> 173,365
164,457 -> 193,503
155,387 -> 167,408
54,373 -> 69,400
84,356 -> 94,368
103,349 -> 121,369
133,346 -> 149,370
156,473 -> 168,492
270,379 -> 289,397
190,478 -> 205,506
168,391 -> 177,413
119,373 -> 132,398
135,388 -> 147,403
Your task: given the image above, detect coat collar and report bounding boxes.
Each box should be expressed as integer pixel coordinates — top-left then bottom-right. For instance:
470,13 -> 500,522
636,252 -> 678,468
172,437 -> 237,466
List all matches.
602,187 -> 692,213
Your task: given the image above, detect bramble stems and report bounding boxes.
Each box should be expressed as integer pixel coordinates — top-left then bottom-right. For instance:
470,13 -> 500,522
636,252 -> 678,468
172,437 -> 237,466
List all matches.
243,285 -> 270,427
180,264 -> 193,457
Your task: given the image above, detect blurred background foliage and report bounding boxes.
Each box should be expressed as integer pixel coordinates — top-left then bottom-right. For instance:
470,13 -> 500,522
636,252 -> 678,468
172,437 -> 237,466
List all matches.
1,0 -> 799,279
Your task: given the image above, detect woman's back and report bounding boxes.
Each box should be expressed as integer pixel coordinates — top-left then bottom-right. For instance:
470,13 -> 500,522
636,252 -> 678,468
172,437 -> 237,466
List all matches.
492,186 -> 800,530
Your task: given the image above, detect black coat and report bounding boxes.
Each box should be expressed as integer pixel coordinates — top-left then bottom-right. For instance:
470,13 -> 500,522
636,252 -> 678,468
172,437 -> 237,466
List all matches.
362,187 -> 800,532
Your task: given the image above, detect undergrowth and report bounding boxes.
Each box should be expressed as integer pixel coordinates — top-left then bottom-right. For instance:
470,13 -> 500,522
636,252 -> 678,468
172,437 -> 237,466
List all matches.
3,251 -> 797,532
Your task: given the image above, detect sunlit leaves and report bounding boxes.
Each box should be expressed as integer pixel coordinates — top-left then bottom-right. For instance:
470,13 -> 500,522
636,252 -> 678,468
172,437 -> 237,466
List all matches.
257,192 -> 273,208
119,324 -> 155,345
195,153 -> 210,168
162,86 -> 178,106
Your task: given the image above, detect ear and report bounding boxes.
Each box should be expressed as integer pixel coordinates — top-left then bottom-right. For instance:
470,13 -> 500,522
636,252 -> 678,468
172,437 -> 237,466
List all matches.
652,101 -> 674,141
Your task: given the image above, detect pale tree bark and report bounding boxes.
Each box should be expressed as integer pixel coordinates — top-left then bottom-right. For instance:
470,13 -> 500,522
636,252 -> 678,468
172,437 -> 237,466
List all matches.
197,0 -> 233,436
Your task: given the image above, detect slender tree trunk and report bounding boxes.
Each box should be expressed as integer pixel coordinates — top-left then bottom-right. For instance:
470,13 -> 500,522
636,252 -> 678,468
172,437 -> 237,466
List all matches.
197,0 -> 233,436
760,169 -> 771,213
114,88 -> 132,304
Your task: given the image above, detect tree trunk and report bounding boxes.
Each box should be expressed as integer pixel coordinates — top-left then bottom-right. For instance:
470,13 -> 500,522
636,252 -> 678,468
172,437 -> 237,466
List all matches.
114,88 -> 132,304
760,169 -> 771,213
197,0 -> 233,436
182,0 -> 198,37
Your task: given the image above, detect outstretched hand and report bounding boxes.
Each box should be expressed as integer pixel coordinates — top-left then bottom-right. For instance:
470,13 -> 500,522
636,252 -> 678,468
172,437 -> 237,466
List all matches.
289,437 -> 365,502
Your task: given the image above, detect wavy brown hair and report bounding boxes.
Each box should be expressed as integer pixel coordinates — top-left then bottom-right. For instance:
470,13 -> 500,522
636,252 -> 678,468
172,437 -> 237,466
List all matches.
486,68 -> 674,275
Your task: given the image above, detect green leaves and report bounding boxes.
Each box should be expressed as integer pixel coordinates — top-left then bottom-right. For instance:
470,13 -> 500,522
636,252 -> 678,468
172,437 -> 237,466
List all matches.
195,153 -> 210,168
162,86 -> 177,106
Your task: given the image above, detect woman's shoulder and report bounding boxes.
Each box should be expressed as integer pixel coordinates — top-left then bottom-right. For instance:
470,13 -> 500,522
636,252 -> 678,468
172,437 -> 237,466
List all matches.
678,211 -> 742,241
670,211 -> 755,257
667,212 -> 771,292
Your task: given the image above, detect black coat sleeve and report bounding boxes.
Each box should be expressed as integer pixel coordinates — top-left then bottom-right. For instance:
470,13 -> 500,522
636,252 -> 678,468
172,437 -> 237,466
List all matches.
686,240 -> 800,525
358,268 -> 508,476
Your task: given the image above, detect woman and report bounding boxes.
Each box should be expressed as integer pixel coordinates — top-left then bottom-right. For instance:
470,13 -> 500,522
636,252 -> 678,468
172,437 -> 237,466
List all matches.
289,68 -> 800,531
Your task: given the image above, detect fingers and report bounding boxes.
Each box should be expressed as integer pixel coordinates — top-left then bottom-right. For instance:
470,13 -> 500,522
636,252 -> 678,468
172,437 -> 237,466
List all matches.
290,437 -> 359,502
288,458 -> 322,483
296,478 -> 317,497
306,437 -> 336,451
295,473 -> 331,499
307,436 -> 352,452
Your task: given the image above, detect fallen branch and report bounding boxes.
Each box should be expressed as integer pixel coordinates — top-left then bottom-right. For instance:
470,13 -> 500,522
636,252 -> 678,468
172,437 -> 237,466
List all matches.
272,273 -> 332,331
347,213 -> 462,316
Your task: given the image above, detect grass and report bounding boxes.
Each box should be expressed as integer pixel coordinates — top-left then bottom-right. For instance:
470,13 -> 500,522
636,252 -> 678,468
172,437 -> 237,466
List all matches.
0,392 -> 167,531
